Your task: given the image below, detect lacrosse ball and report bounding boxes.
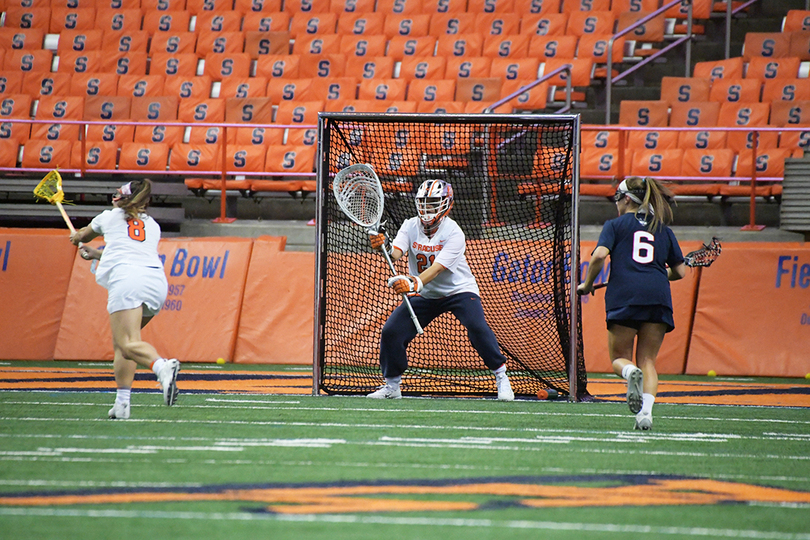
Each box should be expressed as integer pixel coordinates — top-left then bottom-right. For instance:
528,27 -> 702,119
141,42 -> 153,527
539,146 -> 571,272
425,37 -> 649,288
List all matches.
707,370 -> 716,377
805,373 -> 810,380
216,358 -> 226,365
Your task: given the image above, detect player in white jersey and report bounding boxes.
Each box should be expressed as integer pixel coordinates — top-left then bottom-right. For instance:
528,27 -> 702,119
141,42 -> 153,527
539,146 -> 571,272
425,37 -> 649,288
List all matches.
70,179 -> 179,420
367,179 -> 514,401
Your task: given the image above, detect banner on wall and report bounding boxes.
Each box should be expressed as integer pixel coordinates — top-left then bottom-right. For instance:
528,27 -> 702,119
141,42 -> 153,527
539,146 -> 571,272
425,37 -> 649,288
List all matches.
55,237 -> 254,363
687,243 -> 810,378
0,229 -> 76,360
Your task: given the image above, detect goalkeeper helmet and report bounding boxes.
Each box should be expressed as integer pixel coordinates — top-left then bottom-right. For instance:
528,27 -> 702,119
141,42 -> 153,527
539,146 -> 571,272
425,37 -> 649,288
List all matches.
415,179 -> 453,236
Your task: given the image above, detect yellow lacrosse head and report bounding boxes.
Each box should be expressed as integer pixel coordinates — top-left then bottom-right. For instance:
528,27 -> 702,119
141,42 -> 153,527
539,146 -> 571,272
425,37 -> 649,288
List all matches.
33,170 -> 64,204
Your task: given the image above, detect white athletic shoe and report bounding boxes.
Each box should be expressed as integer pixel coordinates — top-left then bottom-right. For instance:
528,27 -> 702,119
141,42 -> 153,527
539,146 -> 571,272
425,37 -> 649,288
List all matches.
367,384 -> 401,399
626,367 -> 643,414
496,374 -> 514,401
634,411 -> 653,431
157,359 -> 180,406
108,401 -> 130,420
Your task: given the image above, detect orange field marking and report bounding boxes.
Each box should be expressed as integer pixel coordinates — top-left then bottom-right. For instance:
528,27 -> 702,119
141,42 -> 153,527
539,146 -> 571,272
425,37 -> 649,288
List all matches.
0,366 -> 808,407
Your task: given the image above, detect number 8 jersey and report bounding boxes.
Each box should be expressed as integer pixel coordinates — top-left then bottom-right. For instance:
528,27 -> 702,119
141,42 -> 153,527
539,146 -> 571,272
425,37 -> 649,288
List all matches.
392,216 -> 480,300
90,207 -> 163,288
596,212 -> 684,311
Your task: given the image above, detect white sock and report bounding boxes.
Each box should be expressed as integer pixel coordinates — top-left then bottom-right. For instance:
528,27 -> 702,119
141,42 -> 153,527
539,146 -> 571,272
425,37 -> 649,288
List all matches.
621,364 -> 640,380
492,364 -> 507,378
642,393 -> 655,414
116,388 -> 131,405
386,376 -> 401,387
151,358 -> 166,376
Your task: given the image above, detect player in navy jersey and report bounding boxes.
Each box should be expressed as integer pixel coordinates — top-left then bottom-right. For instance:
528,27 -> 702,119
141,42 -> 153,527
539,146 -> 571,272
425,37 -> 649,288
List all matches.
70,179 -> 179,420
577,176 -> 686,430
367,179 -> 514,401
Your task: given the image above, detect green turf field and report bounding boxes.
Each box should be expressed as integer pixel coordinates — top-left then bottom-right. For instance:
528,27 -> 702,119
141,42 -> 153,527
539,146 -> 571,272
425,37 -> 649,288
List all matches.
1,370 -> 809,540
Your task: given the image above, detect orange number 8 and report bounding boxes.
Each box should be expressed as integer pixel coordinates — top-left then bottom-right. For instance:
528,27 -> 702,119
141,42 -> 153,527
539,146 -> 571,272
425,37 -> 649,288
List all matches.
127,219 -> 146,242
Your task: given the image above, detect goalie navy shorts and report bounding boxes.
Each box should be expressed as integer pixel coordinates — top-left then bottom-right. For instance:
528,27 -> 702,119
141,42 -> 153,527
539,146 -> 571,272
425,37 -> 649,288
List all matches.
379,292 -> 507,379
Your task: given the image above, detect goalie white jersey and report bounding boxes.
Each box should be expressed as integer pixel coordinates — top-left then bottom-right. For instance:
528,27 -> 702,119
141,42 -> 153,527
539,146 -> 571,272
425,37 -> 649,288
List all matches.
392,216 -> 480,300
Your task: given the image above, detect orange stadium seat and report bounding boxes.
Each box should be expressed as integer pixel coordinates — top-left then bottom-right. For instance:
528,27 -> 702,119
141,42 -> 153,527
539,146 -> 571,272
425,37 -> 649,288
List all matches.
234,125 -> 284,146
383,14 -> 431,39
93,9 -> 143,34
130,95 -> 179,122
4,49 -> 53,73
528,35 -> 578,60
292,34 -> 341,55
357,78 -> 408,101
466,0 -> 515,12
142,11 -> 192,33
669,101 -> 721,127
444,56 -> 492,79
288,12 -> 339,37
615,11 -> 665,43
84,95 -> 134,143
626,130 -> 679,152
777,126 -> 810,151
561,0 -> 610,11
298,54 -> 346,78
455,77 -> 501,103
49,7 -> 97,33
264,144 -> 315,173
373,141 -> 421,177
178,98 -> 226,124
241,12 -> 291,32
203,53 -> 252,81
117,74 -> 166,98
337,12 -> 386,35
0,94 -> 33,142
274,100 -> 323,125
141,0 -> 187,10
513,0 -> 561,14
3,8 -> 52,31
305,77 -> 358,101
521,13 -> 569,36
187,124 -> 235,145
0,72 -> 25,95
742,32 -> 791,61
0,28 -> 46,51
387,36 -> 436,59
69,73 -> 118,97
581,128 -> 619,150
611,0 -> 659,12
787,31 -> 810,61
244,31 -> 291,57
678,130 -> 729,151
133,123 -> 184,146
346,56 -> 395,79
725,129 -> 779,154
717,101 -> 770,127
436,34 -> 484,58
255,55 -> 301,79
330,0 -> 376,14
629,149 -> 684,178
541,57 -> 593,87
21,139 -> 72,169
225,97 -> 274,125
407,78 -> 455,101
70,141 -> 118,170
482,34 -> 531,58
56,50 -> 103,74
665,0 -> 712,19
374,0 -> 423,13
196,32 -> 245,56
266,78 -> 311,102
659,77 -> 711,106
285,126 -> 318,146
103,51 -> 148,76
693,57 -> 744,81
225,144 -> 267,173
708,78 -> 762,103
148,32 -> 197,54
339,35 -> 388,57
565,11 -> 615,37
188,0 -> 242,14
217,76 -> 269,98
31,95 -> 84,141
474,13 -> 521,36
21,72 -> 71,97
761,78 -> 810,102
618,100 -> 669,127
399,56 -> 447,80
57,29 -> 104,52
163,75 -> 212,99
580,147 -> 623,180
735,148 -> 793,179
782,10 -> 810,32
490,78 -> 547,110
489,57 -> 540,81
576,33 -> 625,63
680,148 -> 735,178
422,0 -> 468,12
102,30 -> 150,53
428,13 -> 476,36
745,57 -> 801,81
95,0 -> 142,9
170,143 -> 221,171
417,100 -> 465,113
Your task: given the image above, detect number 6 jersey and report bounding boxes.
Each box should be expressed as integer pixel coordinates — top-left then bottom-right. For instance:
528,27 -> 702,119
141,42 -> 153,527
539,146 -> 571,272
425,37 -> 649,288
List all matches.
392,216 -> 480,300
90,207 -> 163,288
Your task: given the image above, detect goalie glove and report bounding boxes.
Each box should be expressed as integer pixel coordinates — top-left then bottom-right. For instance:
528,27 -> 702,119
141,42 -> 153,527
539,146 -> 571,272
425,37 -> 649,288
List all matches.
387,275 -> 423,295
369,231 -> 393,256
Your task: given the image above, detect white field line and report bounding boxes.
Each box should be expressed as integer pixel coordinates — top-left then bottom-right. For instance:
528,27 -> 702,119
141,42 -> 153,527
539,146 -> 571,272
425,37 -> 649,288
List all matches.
0,508 -> 808,539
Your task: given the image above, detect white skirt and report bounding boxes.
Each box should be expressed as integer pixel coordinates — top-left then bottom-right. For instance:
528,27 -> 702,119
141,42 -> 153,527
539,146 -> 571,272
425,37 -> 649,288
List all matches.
104,265 -> 168,317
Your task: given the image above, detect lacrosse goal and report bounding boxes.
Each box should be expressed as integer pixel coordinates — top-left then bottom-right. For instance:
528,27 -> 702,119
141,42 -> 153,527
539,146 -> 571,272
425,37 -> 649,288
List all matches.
313,113 -> 588,400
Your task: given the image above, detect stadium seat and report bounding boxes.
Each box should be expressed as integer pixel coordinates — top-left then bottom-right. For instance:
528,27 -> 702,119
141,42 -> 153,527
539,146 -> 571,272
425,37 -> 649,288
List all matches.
217,76 -> 269,98
717,101 -> 770,127
241,12 -> 291,32
579,147 -> 623,180
565,11 -> 615,37
708,78 -> 762,103
778,126 -> 810,151
520,13 -> 569,36
5,49 -> 53,74
581,128 -> 619,150
255,54 -> 302,79
406,78 -> 455,101
383,14 -> 431,39
93,9 -> 143,34
782,10 -> 810,32
745,57 -> 801,81
488,57 -> 540,81
498,78 -> 549,110
422,0 -> 468,12
142,11 -> 192,33
665,0 -> 712,19
84,95 -> 134,143
225,97 -> 274,125
611,0 -> 659,12
615,11 -> 665,43
21,72 -> 71,98
788,31 -> 810,61
170,143 -> 221,171
0,28 -> 45,51
562,0 -> 610,11
514,0 -> 561,14
104,51 -> 149,76
288,12 -> 339,37
659,77 -> 711,105
669,101 -> 721,127
102,30 -> 150,53
455,77 -> 501,103
190,0 -> 243,14
298,54 -> 346,78
444,56 -> 493,79
346,56 -> 395,79
266,78 -> 312,102
0,94 -> 32,142
734,148 -> 793,181
133,123 -> 184,146
338,35 -> 388,57
482,34 -> 531,58
374,0 -> 423,13
244,31 -> 291,57
0,72 -> 25,95
626,130 -> 679,152
49,7 -> 97,33
416,100 -> 465,113
234,126 -> 284,146
435,34 -> 484,58
178,98 -> 226,124
285,126 -> 318,146
680,148 -> 735,178
69,73 -> 119,97
305,77 -> 358,101
21,139 -> 72,169
96,0 -> 142,9
618,100 -> 669,127
428,13 -> 476,36
224,144 -> 267,173
337,13 -> 386,35
203,53 -> 252,81
742,32 -> 791,60
678,130 -> 729,151
387,36 -> 436,59
58,50 -> 106,75
117,74 -> 166,98
576,33 -> 625,64
769,100 -> 810,126
163,75 -> 212,99
141,0 -> 187,11
32,95 -> 84,141
357,79 -> 408,101
3,8 -> 52,31
693,57 -> 744,81
292,34 -> 341,55
70,140 -> 118,170
130,95 -> 179,122
725,130 -> 779,154
629,149 -> 684,177
274,100 -> 323,125
148,52 -> 200,78
264,144 -> 316,174
474,13 -> 521,37
195,32 -> 244,56
399,56 -> 448,80
527,35 -> 578,60
761,78 -> 810,102
57,29 -> 104,52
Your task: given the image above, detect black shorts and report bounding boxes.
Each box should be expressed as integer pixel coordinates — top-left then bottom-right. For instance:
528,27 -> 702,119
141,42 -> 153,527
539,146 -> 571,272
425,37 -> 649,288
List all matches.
606,305 -> 675,333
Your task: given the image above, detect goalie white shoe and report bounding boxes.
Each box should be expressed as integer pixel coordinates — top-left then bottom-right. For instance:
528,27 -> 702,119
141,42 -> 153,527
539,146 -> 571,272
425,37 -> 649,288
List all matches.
626,367 -> 643,414
108,401 -> 130,420
634,411 -> 653,431
496,374 -> 514,401
367,384 -> 401,399
157,359 -> 180,406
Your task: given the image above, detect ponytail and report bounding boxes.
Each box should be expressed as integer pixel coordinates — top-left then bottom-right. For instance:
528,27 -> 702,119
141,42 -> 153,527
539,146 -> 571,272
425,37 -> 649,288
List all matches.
623,176 -> 675,232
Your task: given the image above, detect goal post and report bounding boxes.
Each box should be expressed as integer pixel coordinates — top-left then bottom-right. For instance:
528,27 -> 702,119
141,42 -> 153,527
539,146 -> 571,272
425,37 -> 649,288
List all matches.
313,112 -> 587,400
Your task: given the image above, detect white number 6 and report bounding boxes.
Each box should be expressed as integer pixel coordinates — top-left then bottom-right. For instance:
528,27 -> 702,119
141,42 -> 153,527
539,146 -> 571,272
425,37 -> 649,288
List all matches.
632,231 -> 655,264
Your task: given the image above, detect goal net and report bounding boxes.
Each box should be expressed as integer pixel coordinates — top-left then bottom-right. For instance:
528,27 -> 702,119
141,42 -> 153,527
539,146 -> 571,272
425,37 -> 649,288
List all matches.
314,113 -> 587,400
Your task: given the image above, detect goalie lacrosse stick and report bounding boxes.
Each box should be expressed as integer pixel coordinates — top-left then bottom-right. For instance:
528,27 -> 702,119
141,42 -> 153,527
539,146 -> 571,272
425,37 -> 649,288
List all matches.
591,237 -> 722,291
333,163 -> 424,335
32,170 -> 76,234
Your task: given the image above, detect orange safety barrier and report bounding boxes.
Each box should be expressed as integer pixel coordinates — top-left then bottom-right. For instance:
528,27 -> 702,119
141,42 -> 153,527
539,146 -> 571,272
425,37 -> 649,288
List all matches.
0,229 -> 76,360
234,236 -> 314,364
55,237 -> 254,363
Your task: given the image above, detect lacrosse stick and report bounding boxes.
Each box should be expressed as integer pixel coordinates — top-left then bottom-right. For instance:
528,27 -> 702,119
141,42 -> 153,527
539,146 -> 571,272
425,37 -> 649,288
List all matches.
590,237 -> 722,291
333,163 -> 424,335
33,170 -> 75,234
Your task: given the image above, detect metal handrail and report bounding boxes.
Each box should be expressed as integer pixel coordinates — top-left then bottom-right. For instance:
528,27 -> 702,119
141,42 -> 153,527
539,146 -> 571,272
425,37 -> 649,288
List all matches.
483,63 -> 573,114
725,0 -> 761,59
606,0 -> 693,125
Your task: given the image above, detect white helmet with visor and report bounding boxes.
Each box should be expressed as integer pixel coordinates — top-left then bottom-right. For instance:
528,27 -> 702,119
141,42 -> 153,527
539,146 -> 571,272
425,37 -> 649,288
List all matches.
415,179 -> 453,235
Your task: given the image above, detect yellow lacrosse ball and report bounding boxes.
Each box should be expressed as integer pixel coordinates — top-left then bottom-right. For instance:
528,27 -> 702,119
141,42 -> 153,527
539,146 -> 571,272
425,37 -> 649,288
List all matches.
216,358 -> 226,365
